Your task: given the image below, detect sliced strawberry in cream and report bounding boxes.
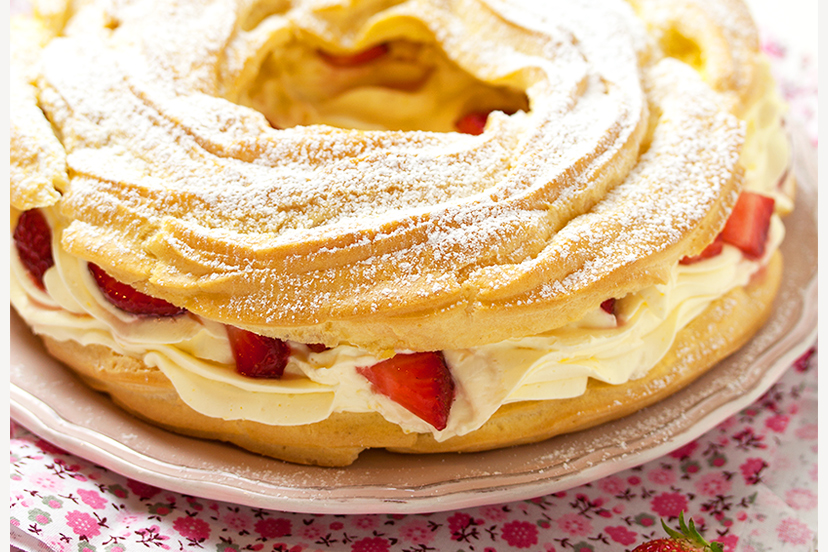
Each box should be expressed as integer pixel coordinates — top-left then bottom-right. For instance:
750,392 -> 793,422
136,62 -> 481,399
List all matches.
357,352 -> 455,430
454,111 -> 489,135
720,191 -> 775,259
680,233 -> 725,265
13,209 -> 55,290
600,298 -> 616,314
88,263 -> 185,317
318,44 -> 389,67
226,326 -> 290,379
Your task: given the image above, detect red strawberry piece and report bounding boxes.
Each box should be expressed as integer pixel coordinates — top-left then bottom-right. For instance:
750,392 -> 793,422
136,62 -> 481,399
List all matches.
720,191 -> 775,259
318,43 -> 389,67
454,111 -> 490,135
88,263 -> 185,317
600,298 -> 616,314
306,343 -> 330,353
680,233 -> 725,265
226,326 -> 290,379
632,512 -> 723,552
633,539 -> 699,552
357,352 -> 455,430
13,209 -> 55,290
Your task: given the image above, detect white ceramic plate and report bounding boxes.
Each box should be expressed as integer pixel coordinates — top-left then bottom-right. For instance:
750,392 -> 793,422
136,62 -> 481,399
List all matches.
10,132 -> 817,515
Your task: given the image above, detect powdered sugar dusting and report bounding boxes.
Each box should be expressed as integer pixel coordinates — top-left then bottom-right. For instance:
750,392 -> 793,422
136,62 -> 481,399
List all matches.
20,0 -> 749,348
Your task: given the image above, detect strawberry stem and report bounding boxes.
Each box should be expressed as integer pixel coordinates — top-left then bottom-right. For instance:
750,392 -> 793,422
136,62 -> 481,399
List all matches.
661,512 -> 723,552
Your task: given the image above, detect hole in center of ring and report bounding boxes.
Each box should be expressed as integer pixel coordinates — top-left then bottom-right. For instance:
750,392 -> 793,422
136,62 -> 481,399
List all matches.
237,37 -> 530,134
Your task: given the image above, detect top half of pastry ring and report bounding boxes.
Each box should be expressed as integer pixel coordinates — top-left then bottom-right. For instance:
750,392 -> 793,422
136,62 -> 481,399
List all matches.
10,0 -> 790,353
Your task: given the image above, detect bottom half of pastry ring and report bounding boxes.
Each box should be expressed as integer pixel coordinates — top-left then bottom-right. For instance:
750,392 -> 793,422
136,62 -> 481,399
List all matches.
38,252 -> 782,467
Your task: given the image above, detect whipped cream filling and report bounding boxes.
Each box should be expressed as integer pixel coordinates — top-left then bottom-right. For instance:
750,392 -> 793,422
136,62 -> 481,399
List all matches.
10,210 -> 784,440
740,57 -> 793,212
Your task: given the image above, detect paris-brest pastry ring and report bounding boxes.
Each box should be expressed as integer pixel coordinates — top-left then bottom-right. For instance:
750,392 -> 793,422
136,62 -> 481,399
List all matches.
11,0 -> 792,465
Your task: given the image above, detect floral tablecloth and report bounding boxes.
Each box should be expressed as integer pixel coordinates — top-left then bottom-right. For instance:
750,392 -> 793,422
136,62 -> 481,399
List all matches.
10,348 -> 819,552
9,3 -> 818,552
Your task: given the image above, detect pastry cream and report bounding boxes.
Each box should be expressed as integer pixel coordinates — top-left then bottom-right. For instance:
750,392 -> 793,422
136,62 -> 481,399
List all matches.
10,211 -> 784,440
739,58 -> 793,212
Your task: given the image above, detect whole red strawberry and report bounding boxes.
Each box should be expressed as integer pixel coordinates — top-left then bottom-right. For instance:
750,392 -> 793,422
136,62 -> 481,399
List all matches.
88,263 -> 185,317
632,512 -> 723,552
13,209 -> 55,290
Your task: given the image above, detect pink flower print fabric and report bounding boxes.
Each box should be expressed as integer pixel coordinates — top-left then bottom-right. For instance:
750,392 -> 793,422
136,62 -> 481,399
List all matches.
10,348 -> 818,552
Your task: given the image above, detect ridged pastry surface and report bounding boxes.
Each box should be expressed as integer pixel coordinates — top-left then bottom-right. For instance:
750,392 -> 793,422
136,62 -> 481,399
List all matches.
11,0 -> 756,351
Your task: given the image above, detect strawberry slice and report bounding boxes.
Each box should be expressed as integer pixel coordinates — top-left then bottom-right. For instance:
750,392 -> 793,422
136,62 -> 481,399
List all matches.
318,43 -> 389,67
454,111 -> 490,135
720,192 -> 775,259
306,343 -> 330,353
88,263 -> 185,317
226,326 -> 290,379
680,233 -> 725,265
357,352 -> 455,430
600,298 -> 616,314
13,209 -> 55,290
